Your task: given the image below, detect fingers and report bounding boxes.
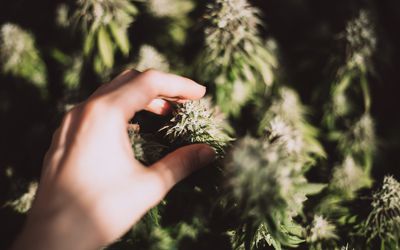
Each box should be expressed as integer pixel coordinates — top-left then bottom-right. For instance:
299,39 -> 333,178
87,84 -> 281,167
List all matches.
148,144 -> 215,196
105,69 -> 206,120
144,99 -> 172,115
91,69 -> 140,98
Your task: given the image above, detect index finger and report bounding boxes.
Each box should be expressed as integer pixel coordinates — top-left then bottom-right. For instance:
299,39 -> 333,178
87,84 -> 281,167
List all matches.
103,69 -> 206,121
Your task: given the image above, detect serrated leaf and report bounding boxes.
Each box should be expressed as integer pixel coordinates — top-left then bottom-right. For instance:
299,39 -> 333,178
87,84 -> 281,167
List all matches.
109,22 -> 130,56
97,26 -> 114,68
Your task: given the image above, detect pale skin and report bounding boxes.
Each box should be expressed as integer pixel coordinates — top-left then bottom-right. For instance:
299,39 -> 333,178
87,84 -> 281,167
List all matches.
11,69 -> 215,250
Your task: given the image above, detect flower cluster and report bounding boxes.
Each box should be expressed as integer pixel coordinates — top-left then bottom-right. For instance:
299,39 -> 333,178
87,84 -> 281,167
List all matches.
196,0 -> 277,116
226,136 -> 323,249
345,10 -> 376,70
319,10 -> 377,224
339,113 -> 376,157
73,0 -> 137,32
330,156 -> 371,198
308,215 -> 338,243
135,45 -> 170,72
160,98 -> 232,156
5,182 -> 38,213
71,0 -> 138,71
0,23 -> 46,87
363,176 -> 400,248
147,0 -> 194,18
128,125 -> 167,165
261,87 -> 326,161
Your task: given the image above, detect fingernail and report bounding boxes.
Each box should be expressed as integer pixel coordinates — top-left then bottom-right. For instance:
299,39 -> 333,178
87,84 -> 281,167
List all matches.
198,146 -> 216,166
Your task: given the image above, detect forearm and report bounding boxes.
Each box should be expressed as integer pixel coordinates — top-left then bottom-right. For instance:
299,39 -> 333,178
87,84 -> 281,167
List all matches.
11,209 -> 103,250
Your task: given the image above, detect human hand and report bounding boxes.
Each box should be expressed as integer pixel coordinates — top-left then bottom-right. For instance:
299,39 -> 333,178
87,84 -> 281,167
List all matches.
11,70 -> 215,250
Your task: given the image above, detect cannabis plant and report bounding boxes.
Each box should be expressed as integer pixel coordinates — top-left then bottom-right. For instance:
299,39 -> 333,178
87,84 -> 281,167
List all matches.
2,1 -> 400,250
307,215 -> 338,249
317,10 -> 377,220
195,0 -> 277,116
160,98 -> 232,156
363,176 -> 400,250
71,0 -> 137,73
0,23 -> 47,90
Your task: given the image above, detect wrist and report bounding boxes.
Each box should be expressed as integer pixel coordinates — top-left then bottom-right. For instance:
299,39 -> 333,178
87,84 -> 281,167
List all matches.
12,205 -> 104,250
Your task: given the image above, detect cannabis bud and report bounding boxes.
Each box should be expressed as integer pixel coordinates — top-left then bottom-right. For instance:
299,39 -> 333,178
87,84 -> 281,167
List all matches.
5,182 -> 38,214
147,0 -> 194,18
128,125 -> 166,165
363,176 -> 400,247
160,98 -> 231,156
196,0 -> 277,116
330,156 -> 371,198
0,23 -> 46,87
345,10 -> 376,69
226,136 -> 307,248
339,113 -> 376,157
72,0 -> 137,70
261,87 -> 326,160
135,45 -> 170,72
308,215 -> 338,243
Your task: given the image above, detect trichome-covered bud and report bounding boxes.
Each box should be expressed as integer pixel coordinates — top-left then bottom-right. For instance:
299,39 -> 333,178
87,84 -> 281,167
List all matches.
363,176 -> 400,247
160,98 -> 232,156
308,215 -> 338,243
135,45 -> 170,72
0,23 -> 47,87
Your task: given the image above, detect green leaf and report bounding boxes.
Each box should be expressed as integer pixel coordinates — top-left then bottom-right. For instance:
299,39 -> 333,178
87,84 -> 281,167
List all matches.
97,26 -> 114,68
84,31 -> 95,56
124,3 -> 138,15
108,22 -> 130,56
298,183 -> 327,195
50,48 -> 70,65
93,54 -> 105,74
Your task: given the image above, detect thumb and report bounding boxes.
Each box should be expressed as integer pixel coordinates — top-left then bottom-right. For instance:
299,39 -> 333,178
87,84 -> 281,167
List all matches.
149,144 -> 215,194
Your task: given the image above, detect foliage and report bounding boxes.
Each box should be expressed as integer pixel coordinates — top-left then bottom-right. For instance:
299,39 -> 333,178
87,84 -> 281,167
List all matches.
0,23 -> 47,91
160,98 -> 232,156
194,0 -> 277,116
1,0 -> 399,250
72,0 -> 138,74
362,176 -> 400,250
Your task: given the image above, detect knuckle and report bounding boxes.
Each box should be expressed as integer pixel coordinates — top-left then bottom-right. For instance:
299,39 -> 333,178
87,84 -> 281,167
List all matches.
141,68 -> 159,79
82,97 -> 109,118
139,69 -> 161,90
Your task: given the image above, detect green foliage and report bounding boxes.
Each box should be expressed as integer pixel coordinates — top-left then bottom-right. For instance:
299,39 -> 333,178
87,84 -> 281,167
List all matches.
225,134 -> 325,249
72,0 -> 138,74
307,215 -> 338,249
160,98 -> 232,156
135,45 -> 170,72
0,23 -> 47,91
260,87 -> 326,161
147,0 -> 194,18
330,156 -> 371,199
1,1 -> 399,250
362,176 -> 400,249
195,0 -> 277,116
4,182 -> 38,214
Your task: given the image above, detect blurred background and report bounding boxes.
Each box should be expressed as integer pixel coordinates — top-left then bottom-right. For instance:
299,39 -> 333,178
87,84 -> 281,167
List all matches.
1,0 -> 400,249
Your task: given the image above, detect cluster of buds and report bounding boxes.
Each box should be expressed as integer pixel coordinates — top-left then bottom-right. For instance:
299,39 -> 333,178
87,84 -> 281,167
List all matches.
160,98 -> 232,156
363,176 -> 400,247
197,0 -> 277,116
0,23 -> 47,87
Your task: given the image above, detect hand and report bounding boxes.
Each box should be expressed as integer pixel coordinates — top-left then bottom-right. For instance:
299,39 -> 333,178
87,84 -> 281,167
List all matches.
11,69 -> 215,250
